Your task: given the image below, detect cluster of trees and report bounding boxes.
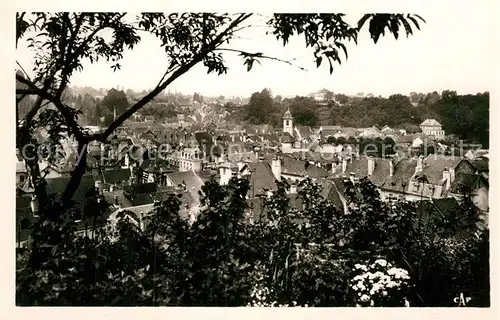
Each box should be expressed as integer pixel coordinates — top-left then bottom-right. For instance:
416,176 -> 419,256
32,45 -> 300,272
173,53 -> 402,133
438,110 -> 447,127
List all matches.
16,177 -> 489,306
244,89 -> 319,127
240,89 -> 489,149
420,91 -> 489,148
328,94 -> 421,128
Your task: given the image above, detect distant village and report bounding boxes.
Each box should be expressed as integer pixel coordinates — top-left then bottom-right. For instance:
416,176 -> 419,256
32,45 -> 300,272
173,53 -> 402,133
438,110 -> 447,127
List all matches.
15,88 -> 489,245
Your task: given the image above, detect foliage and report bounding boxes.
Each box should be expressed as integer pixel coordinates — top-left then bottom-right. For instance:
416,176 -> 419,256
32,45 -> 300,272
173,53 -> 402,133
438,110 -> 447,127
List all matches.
245,89 -> 279,125
16,176 -> 489,307
286,96 -> 319,127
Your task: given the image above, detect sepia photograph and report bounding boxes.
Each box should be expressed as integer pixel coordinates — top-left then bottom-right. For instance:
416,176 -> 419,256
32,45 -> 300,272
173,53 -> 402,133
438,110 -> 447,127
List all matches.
12,8 -> 490,308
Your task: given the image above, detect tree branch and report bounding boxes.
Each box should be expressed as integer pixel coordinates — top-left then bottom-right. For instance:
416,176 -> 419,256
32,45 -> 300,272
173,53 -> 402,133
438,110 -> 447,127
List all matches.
214,48 -> 307,72
16,74 -> 84,141
92,13 -> 253,143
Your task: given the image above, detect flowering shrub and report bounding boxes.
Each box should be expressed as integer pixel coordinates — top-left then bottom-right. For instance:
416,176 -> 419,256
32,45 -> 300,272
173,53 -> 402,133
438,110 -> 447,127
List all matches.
246,263 -> 308,307
350,258 -> 412,307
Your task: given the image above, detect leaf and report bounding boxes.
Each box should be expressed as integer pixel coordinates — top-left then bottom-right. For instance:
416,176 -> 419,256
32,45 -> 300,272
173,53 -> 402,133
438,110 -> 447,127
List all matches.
400,17 -> 413,37
357,14 -> 372,30
316,56 -> 322,68
408,16 -> 421,30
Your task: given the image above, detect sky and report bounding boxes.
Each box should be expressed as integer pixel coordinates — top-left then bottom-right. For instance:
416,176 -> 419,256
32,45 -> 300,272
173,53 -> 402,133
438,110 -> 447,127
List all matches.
16,4 -> 494,98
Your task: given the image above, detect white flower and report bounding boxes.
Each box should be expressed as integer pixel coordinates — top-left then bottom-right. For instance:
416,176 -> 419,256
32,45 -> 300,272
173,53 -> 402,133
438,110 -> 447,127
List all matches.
353,275 -> 364,281
360,294 -> 370,302
382,290 -> 388,297
404,298 -> 411,307
375,259 -> 388,267
387,267 -> 397,276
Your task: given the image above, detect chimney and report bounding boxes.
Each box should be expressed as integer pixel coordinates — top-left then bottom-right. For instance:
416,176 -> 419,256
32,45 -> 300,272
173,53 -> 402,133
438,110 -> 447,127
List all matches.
271,156 -> 282,181
443,168 -> 451,191
231,135 -> 235,142
139,212 -> 144,231
124,152 -> 130,169
367,157 -> 375,176
331,162 -> 337,175
290,182 -> 297,194
219,164 -> 231,185
342,158 -> 348,173
389,159 -> 394,177
95,180 -> 103,193
30,195 -> 39,216
110,185 -> 114,192
415,155 -> 424,173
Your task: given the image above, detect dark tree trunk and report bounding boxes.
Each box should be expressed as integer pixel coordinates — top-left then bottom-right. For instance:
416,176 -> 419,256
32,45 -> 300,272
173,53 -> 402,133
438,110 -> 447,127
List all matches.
61,141 -> 88,207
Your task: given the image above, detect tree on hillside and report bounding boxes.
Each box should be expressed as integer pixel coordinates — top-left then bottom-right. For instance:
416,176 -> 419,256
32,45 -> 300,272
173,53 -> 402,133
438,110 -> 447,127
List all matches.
334,93 -> 349,105
245,89 -> 277,125
15,12 -> 425,211
286,96 -> 319,127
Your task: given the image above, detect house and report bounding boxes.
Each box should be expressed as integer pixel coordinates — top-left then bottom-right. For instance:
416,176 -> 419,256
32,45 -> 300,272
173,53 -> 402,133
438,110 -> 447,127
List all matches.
166,170 -> 210,198
271,154 -> 329,182
420,119 -> 445,139
406,155 -> 465,199
319,125 -> 342,139
448,172 -> 489,213
358,126 -> 382,138
16,152 -> 27,185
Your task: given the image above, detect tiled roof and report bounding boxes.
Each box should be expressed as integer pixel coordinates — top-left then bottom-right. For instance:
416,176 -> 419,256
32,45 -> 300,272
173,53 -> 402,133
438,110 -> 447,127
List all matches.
315,178 -> 344,210
123,182 -> 157,195
449,172 -> 487,194
129,190 -> 176,206
295,125 -> 312,139
246,162 -> 277,198
280,155 -> 329,179
469,157 -> 489,173
102,168 -> 131,185
102,189 -> 133,208
281,134 -> 293,143
379,158 -> 417,192
419,155 -> 462,185
167,171 -> 204,204
45,174 -> 96,207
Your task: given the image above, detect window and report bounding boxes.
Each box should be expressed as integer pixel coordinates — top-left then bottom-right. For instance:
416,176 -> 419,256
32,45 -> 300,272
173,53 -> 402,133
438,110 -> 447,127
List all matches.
286,120 -> 289,126
19,175 -> 25,182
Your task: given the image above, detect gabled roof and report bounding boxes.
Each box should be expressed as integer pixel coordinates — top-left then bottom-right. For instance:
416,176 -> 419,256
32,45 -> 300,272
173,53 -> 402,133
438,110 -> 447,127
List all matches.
469,157 -> 489,173
315,178 -> 344,210
280,155 -> 329,179
449,172 -> 488,194
45,174 -> 96,207
379,158 -> 417,192
418,155 -> 462,185
246,162 -> 278,198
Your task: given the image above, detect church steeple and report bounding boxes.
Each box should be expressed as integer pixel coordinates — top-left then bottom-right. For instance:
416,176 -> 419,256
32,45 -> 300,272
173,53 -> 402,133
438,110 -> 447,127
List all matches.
283,107 -> 293,135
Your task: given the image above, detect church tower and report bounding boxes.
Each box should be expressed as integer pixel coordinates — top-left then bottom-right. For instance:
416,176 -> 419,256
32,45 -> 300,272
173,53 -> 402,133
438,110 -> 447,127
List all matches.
283,108 -> 293,135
